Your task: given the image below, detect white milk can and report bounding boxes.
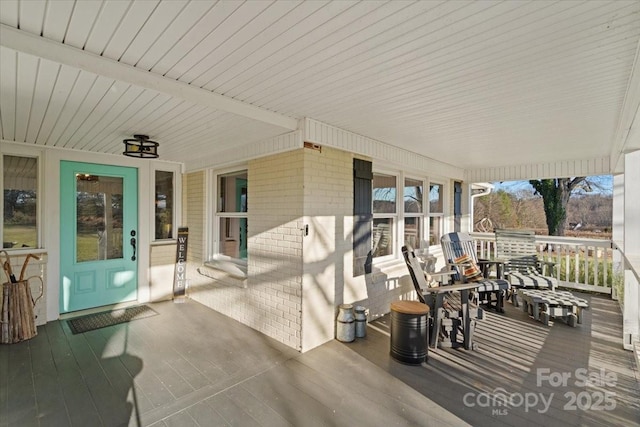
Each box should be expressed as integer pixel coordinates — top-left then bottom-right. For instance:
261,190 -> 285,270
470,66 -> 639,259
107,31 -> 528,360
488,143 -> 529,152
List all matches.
354,306 -> 367,338
336,304 -> 355,342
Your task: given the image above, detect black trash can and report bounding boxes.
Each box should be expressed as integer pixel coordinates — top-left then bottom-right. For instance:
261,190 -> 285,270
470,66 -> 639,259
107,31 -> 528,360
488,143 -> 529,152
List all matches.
390,301 -> 430,364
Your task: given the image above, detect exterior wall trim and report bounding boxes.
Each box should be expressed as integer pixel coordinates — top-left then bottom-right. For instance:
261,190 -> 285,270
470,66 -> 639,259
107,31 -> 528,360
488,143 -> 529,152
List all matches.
302,118 -> 464,180
185,130 -> 303,172
465,156 -> 612,183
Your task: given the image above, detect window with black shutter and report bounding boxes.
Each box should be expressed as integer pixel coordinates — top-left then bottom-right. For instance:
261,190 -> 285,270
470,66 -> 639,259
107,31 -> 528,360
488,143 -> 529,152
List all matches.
353,159 -> 372,276
454,181 -> 462,232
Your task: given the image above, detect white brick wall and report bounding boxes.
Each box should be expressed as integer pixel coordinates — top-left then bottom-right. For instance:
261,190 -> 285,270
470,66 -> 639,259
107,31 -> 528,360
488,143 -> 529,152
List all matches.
300,146 -> 350,351
299,147 -> 417,348
248,151 -> 304,349
185,152 -> 305,351
183,147 -> 418,352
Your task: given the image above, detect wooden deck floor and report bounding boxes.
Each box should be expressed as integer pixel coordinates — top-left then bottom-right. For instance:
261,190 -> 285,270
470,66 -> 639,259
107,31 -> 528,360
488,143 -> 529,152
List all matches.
348,293 -> 640,427
1,299 -> 466,427
1,293 -> 638,427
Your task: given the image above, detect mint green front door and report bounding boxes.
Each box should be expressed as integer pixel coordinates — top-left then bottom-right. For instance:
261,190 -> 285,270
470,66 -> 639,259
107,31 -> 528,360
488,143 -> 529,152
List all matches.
60,161 -> 138,313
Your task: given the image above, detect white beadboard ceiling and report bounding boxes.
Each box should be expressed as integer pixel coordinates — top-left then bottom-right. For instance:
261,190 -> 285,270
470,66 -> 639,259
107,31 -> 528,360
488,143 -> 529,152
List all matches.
1,0 -> 639,176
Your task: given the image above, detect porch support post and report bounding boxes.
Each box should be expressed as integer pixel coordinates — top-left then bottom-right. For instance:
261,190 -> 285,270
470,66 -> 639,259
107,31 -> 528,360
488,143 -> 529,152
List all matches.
612,174 -> 623,301
623,150 -> 640,350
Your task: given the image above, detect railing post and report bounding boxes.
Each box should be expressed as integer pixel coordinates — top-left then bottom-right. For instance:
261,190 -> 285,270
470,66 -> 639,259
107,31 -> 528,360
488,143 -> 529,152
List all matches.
612,244 -> 621,301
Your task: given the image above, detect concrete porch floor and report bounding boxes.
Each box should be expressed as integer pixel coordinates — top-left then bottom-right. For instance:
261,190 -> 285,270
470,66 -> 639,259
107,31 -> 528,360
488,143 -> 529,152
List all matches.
1,293 -> 638,426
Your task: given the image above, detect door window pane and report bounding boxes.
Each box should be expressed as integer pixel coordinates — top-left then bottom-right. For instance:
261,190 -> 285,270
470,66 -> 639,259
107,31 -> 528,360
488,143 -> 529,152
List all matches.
155,171 -> 174,239
76,174 -> 123,262
3,155 -> 38,248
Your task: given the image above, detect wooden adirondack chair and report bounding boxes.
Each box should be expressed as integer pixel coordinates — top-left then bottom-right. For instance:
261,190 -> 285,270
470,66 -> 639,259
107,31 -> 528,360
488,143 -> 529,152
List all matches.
402,245 -> 484,350
440,232 -> 510,313
494,229 -> 558,306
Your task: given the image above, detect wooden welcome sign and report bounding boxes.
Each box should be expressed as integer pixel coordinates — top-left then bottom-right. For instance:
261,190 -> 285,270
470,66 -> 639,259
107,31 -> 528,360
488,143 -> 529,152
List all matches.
173,227 -> 188,299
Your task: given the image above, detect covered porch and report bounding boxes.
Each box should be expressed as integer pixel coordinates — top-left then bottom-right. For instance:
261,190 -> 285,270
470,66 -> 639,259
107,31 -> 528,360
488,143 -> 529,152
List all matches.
2,294 -> 638,427
1,3 -> 640,425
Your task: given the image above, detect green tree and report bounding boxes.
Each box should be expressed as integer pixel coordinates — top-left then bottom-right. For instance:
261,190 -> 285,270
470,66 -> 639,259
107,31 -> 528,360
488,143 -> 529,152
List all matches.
497,190 -> 514,225
4,189 -> 37,224
529,178 -> 586,236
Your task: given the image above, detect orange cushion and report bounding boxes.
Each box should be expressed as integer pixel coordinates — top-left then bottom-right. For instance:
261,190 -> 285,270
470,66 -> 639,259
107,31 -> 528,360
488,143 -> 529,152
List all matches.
454,254 -> 483,282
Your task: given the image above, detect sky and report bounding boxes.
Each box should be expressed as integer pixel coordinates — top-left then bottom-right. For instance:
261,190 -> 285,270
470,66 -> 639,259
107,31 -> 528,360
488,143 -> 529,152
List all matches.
491,175 -> 613,196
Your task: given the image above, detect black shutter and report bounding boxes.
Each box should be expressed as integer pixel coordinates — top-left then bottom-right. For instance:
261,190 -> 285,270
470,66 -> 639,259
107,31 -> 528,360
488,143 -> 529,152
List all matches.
454,181 -> 462,232
353,159 -> 373,276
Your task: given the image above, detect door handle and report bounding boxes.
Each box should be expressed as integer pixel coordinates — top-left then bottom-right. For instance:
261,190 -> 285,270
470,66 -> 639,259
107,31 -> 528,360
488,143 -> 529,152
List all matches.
130,231 -> 137,261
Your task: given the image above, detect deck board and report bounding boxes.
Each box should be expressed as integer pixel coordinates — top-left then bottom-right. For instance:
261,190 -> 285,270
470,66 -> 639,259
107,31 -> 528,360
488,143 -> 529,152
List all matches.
0,295 -> 637,427
348,293 -> 640,427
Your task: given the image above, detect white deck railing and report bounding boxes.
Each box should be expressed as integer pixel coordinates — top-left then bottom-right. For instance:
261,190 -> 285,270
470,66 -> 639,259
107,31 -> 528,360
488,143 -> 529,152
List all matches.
470,232 -> 617,295
612,244 -> 640,350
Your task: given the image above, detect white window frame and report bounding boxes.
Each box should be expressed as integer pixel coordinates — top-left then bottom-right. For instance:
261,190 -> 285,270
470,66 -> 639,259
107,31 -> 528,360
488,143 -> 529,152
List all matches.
428,180 -> 446,247
403,176 -> 425,250
372,171 -> 398,262
1,143 -> 43,252
208,167 -> 248,265
150,163 -> 182,243
369,168 -> 449,263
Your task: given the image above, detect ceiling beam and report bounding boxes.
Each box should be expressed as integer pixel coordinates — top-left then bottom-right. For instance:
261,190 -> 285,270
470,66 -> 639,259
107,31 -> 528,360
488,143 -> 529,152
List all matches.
0,24 -> 299,132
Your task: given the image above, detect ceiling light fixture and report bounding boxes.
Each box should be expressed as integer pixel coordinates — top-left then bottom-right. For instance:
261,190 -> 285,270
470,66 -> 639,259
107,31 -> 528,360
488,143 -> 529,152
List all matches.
123,134 -> 159,158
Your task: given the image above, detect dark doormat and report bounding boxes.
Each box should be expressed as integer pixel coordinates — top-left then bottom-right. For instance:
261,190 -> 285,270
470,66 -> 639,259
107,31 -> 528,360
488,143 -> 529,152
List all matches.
67,305 -> 158,334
